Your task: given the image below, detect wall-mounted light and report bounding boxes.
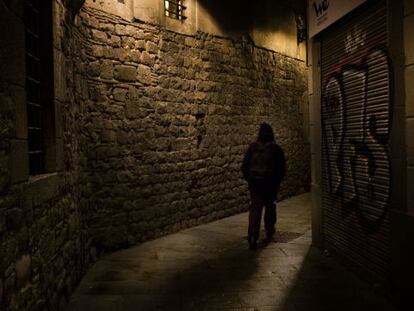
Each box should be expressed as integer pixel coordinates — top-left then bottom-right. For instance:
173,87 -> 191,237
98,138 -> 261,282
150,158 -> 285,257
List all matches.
295,13 -> 307,44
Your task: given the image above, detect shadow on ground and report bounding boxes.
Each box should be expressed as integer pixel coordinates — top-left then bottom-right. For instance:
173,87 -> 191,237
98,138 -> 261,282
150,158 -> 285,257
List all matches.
67,228 -> 268,310
66,193 -> 397,310
276,247 -> 398,311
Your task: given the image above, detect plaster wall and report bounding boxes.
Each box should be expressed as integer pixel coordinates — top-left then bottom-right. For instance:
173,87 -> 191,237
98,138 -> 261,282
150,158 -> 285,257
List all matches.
85,0 -> 306,60
85,0 -> 134,20
249,1 -> 306,61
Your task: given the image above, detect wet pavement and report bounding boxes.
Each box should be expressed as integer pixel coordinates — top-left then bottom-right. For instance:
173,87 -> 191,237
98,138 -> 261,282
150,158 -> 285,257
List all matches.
66,193 -> 397,310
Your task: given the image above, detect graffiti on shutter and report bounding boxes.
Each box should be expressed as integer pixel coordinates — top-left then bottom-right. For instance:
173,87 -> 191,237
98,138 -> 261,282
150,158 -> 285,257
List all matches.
322,46 -> 391,231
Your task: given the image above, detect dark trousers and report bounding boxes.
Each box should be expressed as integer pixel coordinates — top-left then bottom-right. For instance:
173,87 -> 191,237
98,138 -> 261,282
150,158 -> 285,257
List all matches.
248,189 -> 277,241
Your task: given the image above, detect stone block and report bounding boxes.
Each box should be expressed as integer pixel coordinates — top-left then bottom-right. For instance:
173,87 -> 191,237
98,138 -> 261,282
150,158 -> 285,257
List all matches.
6,208 -> 23,231
405,14 -> 414,65
115,130 -> 130,145
100,60 -> 114,80
87,61 -> 101,77
201,50 -> 209,61
100,22 -> 115,32
122,36 -> 135,49
408,118 -> 414,166
102,130 -> 116,142
133,29 -> 146,40
91,44 -> 104,58
130,50 -> 141,63
146,41 -> 158,54
113,48 -> 130,62
115,24 -> 126,35
136,64 -> 153,85
78,74 -> 90,102
185,37 -> 196,47
103,46 -> 115,58
108,35 -> 121,47
9,139 -> 28,183
3,272 -> 16,304
114,65 -> 137,82
91,29 -> 108,42
126,101 -> 147,119
88,15 -> 100,29
124,25 -> 137,37
406,65 -> 414,117
0,209 -> 6,234
113,88 -> 128,101
26,173 -> 59,207
15,254 -> 31,288
0,155 -> 8,193
159,40 -> 170,52
136,40 -> 146,50
140,51 -> 155,67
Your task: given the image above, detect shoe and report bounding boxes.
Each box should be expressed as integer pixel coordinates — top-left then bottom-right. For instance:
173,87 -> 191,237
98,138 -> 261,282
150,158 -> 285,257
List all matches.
248,236 -> 258,250
264,233 -> 274,243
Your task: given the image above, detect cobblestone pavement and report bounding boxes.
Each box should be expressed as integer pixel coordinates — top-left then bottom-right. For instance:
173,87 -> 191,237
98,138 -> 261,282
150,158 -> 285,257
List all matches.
66,193 -> 397,311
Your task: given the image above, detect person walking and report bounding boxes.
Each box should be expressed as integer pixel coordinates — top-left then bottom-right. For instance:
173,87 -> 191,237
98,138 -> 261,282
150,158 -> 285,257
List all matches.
241,123 -> 286,250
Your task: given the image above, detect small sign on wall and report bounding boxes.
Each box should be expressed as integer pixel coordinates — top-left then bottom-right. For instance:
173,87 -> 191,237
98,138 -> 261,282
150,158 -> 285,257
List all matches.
308,0 -> 367,38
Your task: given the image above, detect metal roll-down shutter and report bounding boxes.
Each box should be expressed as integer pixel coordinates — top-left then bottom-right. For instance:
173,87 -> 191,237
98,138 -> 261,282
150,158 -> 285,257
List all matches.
320,0 -> 391,281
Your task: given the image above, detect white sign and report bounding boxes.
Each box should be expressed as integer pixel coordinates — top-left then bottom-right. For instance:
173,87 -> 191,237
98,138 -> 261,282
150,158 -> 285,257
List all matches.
308,0 -> 367,38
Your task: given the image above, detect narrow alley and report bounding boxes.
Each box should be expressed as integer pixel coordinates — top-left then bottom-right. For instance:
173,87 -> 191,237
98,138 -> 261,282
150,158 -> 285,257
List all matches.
2,0 -> 414,309
66,194 -> 396,311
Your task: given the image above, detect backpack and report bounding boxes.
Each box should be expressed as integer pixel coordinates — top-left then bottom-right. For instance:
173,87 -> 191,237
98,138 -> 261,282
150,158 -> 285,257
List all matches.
249,142 -> 274,180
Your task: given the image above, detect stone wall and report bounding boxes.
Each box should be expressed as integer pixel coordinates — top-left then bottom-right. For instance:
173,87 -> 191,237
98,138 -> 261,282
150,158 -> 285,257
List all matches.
0,1 -> 92,310
77,7 -> 310,249
0,1 -> 309,308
